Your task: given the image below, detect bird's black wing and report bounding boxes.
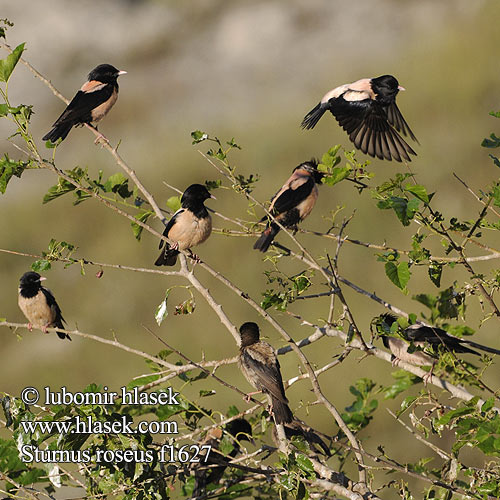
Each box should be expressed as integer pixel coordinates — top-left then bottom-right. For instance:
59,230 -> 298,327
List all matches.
404,325 -> 478,355
51,84 -> 114,126
241,348 -> 288,403
271,176 -> 315,215
158,209 -> 184,249
386,102 -> 418,143
329,97 -> 416,162
40,287 -> 65,326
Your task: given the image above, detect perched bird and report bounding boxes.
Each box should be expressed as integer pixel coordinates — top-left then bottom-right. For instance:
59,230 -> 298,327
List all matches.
377,313 -> 500,367
154,184 -> 214,266
192,419 -> 253,498
301,75 -> 418,162
18,271 -> 70,340
42,64 -> 126,143
253,160 -> 323,252
238,322 -> 293,424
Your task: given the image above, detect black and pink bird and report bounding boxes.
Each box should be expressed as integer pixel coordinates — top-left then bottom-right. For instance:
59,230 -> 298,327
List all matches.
301,75 -> 418,162
42,64 -> 126,143
377,313 -> 500,368
154,184 -> 214,266
253,160 -> 323,252
18,271 -> 70,340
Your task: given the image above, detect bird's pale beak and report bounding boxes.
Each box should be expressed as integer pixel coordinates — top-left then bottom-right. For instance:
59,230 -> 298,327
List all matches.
118,70 -> 127,76
210,194 -> 217,200
398,85 -> 406,91
39,276 -> 47,281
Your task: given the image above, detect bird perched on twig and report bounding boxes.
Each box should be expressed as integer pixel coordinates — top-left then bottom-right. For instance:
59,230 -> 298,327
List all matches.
154,184 -> 214,266
301,75 -> 418,162
253,160 -> 323,252
238,322 -> 293,424
376,313 -> 500,368
18,271 -> 70,340
192,419 -> 253,498
42,63 -> 126,143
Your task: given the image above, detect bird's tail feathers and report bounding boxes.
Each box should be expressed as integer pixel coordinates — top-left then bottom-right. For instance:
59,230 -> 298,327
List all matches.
253,223 -> 280,253
272,397 -> 293,424
301,102 -> 327,130
42,123 -> 73,143
54,319 -> 71,341
462,339 -> 500,356
285,420 -> 331,456
154,246 -> 179,266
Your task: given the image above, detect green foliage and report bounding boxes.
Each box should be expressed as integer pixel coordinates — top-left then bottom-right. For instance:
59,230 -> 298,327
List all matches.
0,154 -> 29,193
0,42 -> 24,83
413,286 -> 466,322
261,270 -> 312,310
341,378 -> 379,433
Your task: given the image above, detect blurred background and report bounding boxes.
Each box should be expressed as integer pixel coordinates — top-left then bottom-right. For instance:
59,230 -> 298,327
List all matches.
1,0 -> 499,496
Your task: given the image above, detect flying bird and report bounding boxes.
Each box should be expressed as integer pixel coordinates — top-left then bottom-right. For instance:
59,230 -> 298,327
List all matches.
253,160 -> 323,252
238,322 -> 293,424
18,271 -> 70,340
42,63 -> 126,143
377,313 -> 500,368
154,184 -> 214,266
192,419 -> 253,498
301,75 -> 418,162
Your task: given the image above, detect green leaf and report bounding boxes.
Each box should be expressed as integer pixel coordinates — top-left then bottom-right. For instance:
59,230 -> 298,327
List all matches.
436,406 -> 475,427
43,177 -> 76,203
166,196 -> 181,212
385,261 -> 411,290
155,289 -> 171,326
428,262 -> 443,287
191,130 -> 208,144
405,184 -> 429,203
31,259 -> 51,272
490,154 -> 500,168
384,370 -> 420,399
103,173 -> 133,198
295,454 -> 315,475
0,103 -> 8,116
131,210 -> 153,241
318,145 -> 341,169
482,133 -> 500,149
0,154 -> 27,193
489,110 -> 500,118
0,42 -> 25,82
322,166 -> 351,186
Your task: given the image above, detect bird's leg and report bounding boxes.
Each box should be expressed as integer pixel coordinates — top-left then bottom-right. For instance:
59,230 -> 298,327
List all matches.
27,322 -> 33,332
93,126 -> 110,146
42,324 -> 49,334
422,362 -> 436,386
391,355 -> 401,367
188,249 -> 201,265
243,390 -> 262,403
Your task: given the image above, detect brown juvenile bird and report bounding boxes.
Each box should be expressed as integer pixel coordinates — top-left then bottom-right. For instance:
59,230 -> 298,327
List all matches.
192,419 -> 253,498
377,313 -> 500,367
42,64 -> 126,143
301,75 -> 418,162
238,322 -> 293,424
254,160 -> 323,252
18,271 -> 70,340
154,184 -> 214,266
